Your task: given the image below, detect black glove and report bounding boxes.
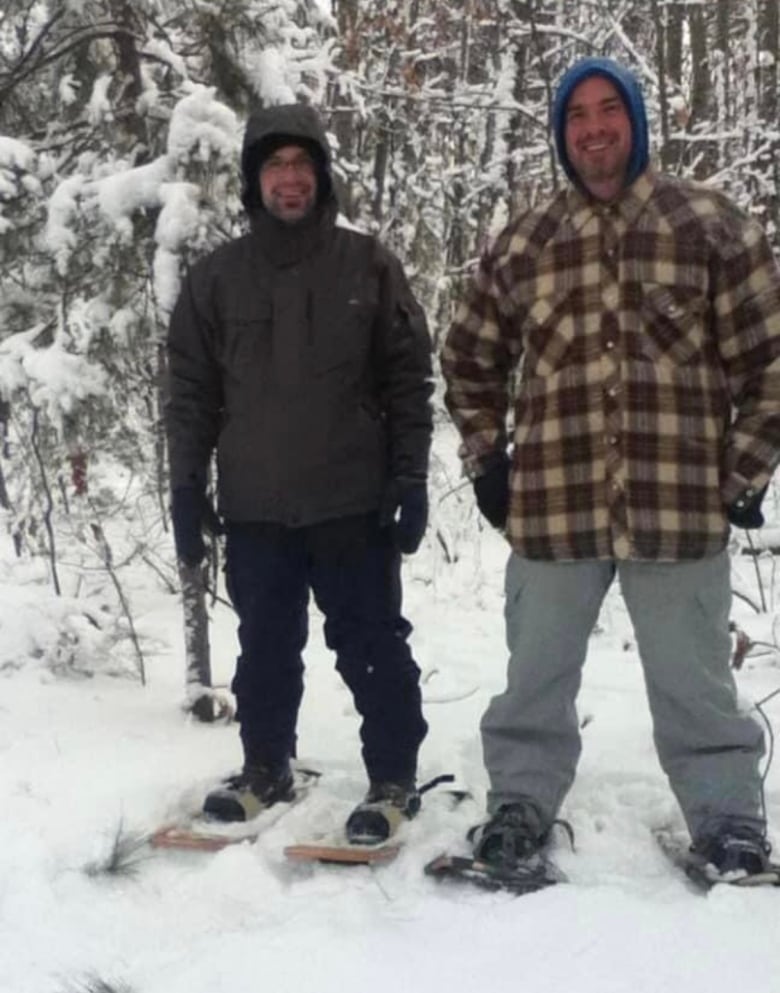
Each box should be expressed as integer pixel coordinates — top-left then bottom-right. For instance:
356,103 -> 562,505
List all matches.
171,486 -> 223,567
727,485 -> 768,530
380,478 -> 428,554
473,454 -> 510,530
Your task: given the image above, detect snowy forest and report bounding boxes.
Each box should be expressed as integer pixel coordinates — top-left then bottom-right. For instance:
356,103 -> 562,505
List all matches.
1,0 -> 779,687
4,4 -> 780,993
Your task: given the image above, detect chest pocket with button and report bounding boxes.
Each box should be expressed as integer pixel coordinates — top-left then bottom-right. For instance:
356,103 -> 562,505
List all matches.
638,282 -> 709,366
521,291 -> 580,378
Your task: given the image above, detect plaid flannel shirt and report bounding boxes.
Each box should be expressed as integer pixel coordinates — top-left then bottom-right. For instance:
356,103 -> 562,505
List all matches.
441,170 -> 780,560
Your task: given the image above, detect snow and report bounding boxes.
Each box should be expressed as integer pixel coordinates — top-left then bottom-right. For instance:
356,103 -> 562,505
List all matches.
153,182 -> 202,313
246,47 -> 298,105
0,136 -> 35,171
45,175 -> 87,274
23,343 -> 105,419
2,465 -> 780,993
58,74 -> 79,107
0,136 -> 37,231
4,7 -> 780,986
87,74 -> 113,125
95,158 -> 169,233
166,89 -> 239,167
0,321 -> 105,423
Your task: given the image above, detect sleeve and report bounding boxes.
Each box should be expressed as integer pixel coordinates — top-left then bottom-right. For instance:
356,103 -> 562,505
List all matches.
374,250 -> 434,482
440,242 -> 521,477
164,266 -> 223,492
712,213 -> 780,504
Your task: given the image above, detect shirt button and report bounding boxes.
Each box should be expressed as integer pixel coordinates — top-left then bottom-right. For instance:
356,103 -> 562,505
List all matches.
602,286 -> 618,308
613,535 -> 631,559
605,340 -> 615,349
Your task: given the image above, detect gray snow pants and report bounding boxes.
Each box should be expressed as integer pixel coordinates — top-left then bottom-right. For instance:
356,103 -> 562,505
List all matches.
482,551 -> 766,841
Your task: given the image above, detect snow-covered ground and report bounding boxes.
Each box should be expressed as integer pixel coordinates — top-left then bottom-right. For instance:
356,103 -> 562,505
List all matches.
2,497 -> 780,993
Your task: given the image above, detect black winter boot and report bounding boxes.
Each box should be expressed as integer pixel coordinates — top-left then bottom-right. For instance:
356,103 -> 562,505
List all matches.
345,781 -> 421,845
692,828 -> 772,877
203,760 -> 295,822
469,799 -> 553,866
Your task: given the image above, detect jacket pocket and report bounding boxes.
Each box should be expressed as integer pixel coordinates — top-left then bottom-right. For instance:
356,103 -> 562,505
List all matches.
638,283 -> 707,365
522,292 -> 577,377
311,296 -> 376,377
220,303 -> 273,382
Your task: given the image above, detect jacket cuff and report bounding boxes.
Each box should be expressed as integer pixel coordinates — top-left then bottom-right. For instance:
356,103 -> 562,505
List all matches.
463,449 -> 509,481
722,472 -> 765,507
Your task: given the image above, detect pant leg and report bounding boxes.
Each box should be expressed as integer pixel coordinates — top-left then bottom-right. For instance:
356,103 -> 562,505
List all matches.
225,521 -> 309,766
308,513 -> 427,785
619,552 -> 765,840
482,555 -> 613,819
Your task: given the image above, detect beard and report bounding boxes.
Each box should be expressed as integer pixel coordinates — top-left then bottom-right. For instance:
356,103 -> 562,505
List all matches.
570,140 -> 631,199
264,190 -> 316,223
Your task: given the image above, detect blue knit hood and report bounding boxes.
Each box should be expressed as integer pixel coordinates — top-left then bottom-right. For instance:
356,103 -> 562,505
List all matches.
552,57 -> 649,191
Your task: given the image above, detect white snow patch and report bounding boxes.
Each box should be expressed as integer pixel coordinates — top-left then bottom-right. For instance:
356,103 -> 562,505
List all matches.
0,135 -> 36,170
167,87 -> 239,166
246,46 -> 298,104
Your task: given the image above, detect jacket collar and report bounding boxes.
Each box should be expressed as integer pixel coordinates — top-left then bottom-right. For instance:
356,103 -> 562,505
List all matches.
248,198 -> 338,267
566,168 -> 656,233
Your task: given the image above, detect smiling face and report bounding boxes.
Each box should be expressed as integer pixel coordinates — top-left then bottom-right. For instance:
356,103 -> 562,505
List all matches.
564,74 -> 632,202
258,144 -> 318,223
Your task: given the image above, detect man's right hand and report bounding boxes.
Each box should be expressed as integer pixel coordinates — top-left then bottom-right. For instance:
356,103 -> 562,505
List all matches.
473,453 -> 510,530
171,487 -> 222,567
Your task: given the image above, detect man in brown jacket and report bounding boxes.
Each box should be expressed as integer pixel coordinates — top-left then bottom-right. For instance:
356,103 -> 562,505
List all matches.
442,57 -> 780,879
166,104 -> 432,844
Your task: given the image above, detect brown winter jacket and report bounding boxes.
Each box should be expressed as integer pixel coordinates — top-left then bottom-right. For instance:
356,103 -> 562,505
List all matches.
442,170 -> 780,561
166,104 -> 433,525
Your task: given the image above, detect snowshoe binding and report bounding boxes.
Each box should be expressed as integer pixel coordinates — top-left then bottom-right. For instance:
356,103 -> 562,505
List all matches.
426,798 -> 570,894
657,825 -> 780,889
345,780 -> 421,845
203,760 -> 295,823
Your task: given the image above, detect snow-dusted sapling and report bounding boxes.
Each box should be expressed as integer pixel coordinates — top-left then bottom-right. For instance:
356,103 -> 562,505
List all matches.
441,57 -> 780,885
165,103 -> 434,845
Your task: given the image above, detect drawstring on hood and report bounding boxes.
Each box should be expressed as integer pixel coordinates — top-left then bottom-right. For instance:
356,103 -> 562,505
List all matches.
551,57 -> 649,192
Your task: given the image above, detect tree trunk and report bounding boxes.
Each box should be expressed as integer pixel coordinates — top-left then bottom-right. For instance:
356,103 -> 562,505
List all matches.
687,5 -> 716,177
758,0 -> 779,236
666,2 -> 684,88
179,560 -> 217,721
650,0 -> 671,170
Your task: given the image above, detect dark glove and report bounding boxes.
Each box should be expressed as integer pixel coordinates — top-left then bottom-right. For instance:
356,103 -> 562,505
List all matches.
473,453 -> 510,530
380,478 -> 428,554
171,486 -> 223,567
727,485 -> 768,530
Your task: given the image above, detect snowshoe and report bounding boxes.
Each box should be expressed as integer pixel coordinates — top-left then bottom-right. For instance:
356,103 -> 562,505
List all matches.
425,851 -> 566,894
150,766 -> 319,852
656,827 -> 780,890
427,798 -> 571,895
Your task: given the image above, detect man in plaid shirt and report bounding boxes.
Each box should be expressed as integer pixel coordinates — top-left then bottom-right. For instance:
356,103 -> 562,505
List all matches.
441,56 -> 780,879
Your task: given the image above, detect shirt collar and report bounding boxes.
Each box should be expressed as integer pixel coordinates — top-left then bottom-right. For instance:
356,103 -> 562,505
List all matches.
565,168 -> 656,233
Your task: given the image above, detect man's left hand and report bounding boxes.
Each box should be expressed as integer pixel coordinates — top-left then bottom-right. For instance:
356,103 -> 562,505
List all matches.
380,478 -> 429,554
